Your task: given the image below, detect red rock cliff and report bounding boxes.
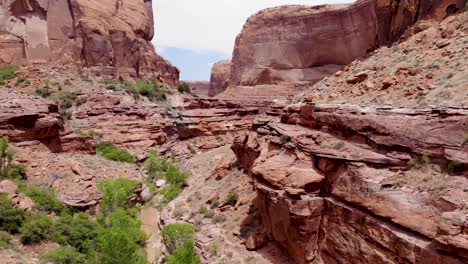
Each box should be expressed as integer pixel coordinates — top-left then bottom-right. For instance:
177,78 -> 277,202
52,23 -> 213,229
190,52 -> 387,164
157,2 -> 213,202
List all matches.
0,0 -> 179,85
226,0 -> 464,97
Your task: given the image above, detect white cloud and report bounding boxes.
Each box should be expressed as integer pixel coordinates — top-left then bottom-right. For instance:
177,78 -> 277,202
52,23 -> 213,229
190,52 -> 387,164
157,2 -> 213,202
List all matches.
152,0 -> 355,54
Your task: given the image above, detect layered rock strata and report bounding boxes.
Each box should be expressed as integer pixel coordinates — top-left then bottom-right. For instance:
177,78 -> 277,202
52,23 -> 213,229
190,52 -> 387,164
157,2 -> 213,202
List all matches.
233,103 -> 468,263
0,0 -> 179,84
226,0 -> 464,97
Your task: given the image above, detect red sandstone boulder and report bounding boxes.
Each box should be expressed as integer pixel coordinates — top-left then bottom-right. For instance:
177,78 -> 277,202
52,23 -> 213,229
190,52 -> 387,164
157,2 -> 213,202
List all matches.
0,0 -> 179,85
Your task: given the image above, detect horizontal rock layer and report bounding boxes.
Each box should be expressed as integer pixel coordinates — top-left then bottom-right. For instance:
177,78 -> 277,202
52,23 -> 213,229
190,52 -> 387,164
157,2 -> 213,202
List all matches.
232,103 -> 468,263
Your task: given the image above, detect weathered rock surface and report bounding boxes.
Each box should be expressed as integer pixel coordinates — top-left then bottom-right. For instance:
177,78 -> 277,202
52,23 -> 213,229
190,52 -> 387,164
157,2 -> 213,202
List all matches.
209,59 -> 231,97
233,103 -> 468,263
0,0 -> 179,84
226,0 -> 464,98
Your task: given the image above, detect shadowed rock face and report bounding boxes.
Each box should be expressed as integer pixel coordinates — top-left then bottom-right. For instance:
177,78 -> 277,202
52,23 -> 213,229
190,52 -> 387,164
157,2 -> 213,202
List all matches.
209,59 -> 231,97
226,0 -> 464,97
232,103 -> 468,263
0,0 -> 179,85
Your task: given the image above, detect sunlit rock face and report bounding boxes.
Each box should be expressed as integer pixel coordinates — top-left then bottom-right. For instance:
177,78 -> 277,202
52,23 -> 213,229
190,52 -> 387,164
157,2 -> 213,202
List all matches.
209,59 -> 231,97
226,0 -> 463,97
0,0 -> 179,85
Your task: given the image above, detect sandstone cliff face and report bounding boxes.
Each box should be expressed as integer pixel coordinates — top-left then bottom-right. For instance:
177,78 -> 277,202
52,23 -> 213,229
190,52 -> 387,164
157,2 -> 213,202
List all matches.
233,104 -> 468,263
209,59 -> 231,97
226,0 -> 464,97
0,0 -> 179,85
183,80 -> 210,96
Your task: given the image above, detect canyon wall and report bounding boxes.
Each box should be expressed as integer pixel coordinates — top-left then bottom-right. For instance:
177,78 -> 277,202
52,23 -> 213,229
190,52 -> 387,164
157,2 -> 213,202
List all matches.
209,59 -> 231,97
223,0 -> 464,97
0,0 -> 179,85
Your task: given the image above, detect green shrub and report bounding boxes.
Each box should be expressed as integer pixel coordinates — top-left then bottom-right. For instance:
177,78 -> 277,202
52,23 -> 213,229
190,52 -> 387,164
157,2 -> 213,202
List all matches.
23,185 -> 67,214
212,214 -> 227,223
0,232 -> 12,248
0,195 -> 24,233
333,141 -> 345,150
166,241 -> 200,264
20,213 -> 54,244
161,223 -> 195,254
448,161 -> 463,174
177,83 -> 191,94
160,185 -> 182,203
166,165 -> 188,187
226,192 -> 239,207
51,213 -> 100,254
35,87 -> 51,98
51,92 -> 77,109
15,76 -> 27,85
280,135 -> 290,145
41,246 -> 87,264
0,136 -> 26,180
198,206 -> 214,218
75,130 -> 103,138
98,178 -> 139,215
137,80 -> 167,101
0,66 -> 18,84
98,209 -> 147,264
96,141 -> 135,163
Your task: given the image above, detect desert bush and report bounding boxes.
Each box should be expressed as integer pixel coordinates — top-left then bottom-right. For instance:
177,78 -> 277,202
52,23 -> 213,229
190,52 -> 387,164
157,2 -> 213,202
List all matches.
20,213 -> 54,244
51,213 -> 100,254
160,185 -> 182,204
137,80 -> 168,101
161,223 -> 195,254
448,161 -> 463,174
41,246 -> 87,264
166,241 -> 200,264
0,136 -> 26,180
177,83 -> 191,94
23,185 -> 68,214
0,195 -> 25,233
280,135 -> 290,145
226,191 -> 239,206
35,87 -> 51,98
96,141 -> 135,163
98,178 -> 139,215
212,214 -> 227,223
51,92 -> 77,109
15,76 -> 27,85
0,66 -> 18,85
0,232 -> 12,248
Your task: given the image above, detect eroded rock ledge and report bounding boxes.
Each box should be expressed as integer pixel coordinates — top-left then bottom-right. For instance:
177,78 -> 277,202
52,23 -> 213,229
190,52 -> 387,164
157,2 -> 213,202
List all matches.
233,103 -> 468,263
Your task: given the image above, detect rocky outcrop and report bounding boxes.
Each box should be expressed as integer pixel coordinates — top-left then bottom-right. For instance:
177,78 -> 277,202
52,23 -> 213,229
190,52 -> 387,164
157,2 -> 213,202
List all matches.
70,92 -> 172,155
209,60 -> 231,97
0,90 -> 63,142
233,103 -> 468,263
0,0 -> 179,85
226,0 -> 464,97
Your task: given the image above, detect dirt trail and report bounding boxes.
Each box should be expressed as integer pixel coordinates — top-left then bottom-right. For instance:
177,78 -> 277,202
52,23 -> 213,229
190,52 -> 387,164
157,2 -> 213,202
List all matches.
140,207 -> 164,264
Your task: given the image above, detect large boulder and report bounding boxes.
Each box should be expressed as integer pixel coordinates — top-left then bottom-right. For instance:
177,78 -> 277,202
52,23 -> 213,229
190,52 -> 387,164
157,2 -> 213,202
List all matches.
0,0 -> 179,85
226,0 -> 464,97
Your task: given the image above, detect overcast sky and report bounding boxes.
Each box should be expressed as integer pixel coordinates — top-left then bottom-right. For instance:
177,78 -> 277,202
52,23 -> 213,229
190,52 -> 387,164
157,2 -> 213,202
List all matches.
152,0 -> 354,80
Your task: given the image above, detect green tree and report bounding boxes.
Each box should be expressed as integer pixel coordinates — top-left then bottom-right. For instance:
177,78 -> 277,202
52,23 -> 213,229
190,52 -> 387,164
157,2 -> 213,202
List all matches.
97,179 -> 139,215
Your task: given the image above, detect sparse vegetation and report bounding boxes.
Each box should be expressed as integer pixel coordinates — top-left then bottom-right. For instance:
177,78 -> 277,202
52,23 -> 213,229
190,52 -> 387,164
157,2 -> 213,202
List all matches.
75,129 -> 103,138
0,66 -> 18,85
464,134 -> 468,144
95,141 -> 135,163
0,136 -> 26,180
188,144 -> 197,154
226,191 -> 239,207
408,153 -> 431,170
22,185 -> 69,214
177,83 -> 191,93
15,76 -> 27,86
41,246 -> 87,264
448,160 -> 463,174
137,80 -> 168,101
0,232 -> 12,248
428,183 -> 449,193
0,195 -> 25,233
213,214 -> 227,223
35,86 -> 51,98
333,141 -> 345,150
280,135 -> 291,145
97,178 -> 139,215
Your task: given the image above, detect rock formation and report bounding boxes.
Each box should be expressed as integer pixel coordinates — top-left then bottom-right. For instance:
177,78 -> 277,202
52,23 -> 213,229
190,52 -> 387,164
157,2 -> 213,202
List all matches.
225,0 -> 464,97
209,59 -> 231,97
0,0 -> 179,85
233,103 -> 468,263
